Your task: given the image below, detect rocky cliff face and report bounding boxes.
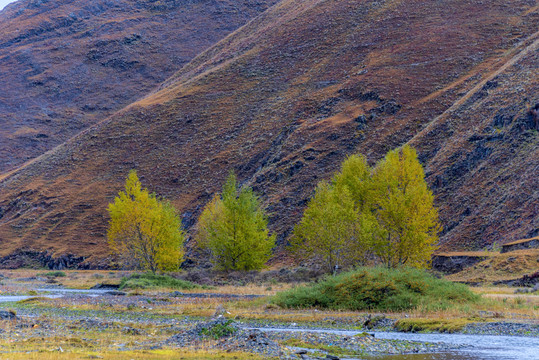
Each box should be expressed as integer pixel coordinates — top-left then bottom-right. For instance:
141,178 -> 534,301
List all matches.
0,0 -> 537,266
0,0 -> 278,173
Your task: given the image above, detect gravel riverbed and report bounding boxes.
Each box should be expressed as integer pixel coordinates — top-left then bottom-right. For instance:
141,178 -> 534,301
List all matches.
0,285 -> 538,358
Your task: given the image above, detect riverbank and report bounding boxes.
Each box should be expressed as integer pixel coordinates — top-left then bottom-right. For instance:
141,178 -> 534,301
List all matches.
0,269 -> 537,359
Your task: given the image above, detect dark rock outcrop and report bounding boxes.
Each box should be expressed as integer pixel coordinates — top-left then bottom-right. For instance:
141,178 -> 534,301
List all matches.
0,250 -> 85,269
432,253 -> 493,274
501,237 -> 539,253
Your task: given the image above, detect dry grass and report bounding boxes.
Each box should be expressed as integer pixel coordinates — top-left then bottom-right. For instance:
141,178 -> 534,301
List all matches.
435,251 -> 495,257
0,349 -> 266,360
0,269 -> 296,295
394,318 -> 473,333
447,249 -> 539,283
503,236 -> 539,246
0,269 -> 123,290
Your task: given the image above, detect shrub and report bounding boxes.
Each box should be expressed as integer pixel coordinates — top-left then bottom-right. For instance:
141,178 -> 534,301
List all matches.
272,267 -> 479,311
394,318 -> 471,333
119,273 -> 200,290
40,271 -> 66,278
200,319 -> 237,339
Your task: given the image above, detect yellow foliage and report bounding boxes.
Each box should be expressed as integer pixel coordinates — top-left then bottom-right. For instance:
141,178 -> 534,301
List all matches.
292,181 -> 374,272
107,170 -> 185,273
370,145 -> 440,268
292,146 -> 440,271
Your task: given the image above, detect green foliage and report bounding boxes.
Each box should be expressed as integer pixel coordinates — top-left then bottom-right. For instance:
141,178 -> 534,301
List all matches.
394,318 -> 472,333
281,338 -> 367,357
292,146 -> 440,270
40,271 -> 66,278
108,170 -> 185,273
196,171 -> 275,271
292,182 -> 365,272
291,155 -> 375,272
199,319 -> 237,339
272,267 -> 479,311
17,297 -> 48,304
119,273 -> 200,290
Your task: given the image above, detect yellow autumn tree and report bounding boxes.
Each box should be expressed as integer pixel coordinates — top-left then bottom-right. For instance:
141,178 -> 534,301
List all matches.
370,145 -> 441,268
107,170 -> 185,273
292,155 -> 376,272
292,147 -> 440,270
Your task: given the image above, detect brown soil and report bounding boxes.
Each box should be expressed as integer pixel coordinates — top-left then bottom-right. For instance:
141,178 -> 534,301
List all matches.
0,0 -> 537,265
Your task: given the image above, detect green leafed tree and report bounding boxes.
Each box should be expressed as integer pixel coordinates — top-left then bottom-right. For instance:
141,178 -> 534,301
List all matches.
107,170 -> 185,273
292,155 -> 376,272
370,145 -> 441,268
292,181 -> 374,273
196,171 -> 275,271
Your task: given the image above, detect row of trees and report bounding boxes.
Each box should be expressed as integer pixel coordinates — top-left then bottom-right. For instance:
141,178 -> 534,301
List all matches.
107,145 -> 440,273
107,170 -> 275,272
292,145 -> 440,272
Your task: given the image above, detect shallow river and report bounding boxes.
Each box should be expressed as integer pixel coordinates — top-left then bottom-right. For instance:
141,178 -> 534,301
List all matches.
0,288 -> 111,302
251,328 -> 539,360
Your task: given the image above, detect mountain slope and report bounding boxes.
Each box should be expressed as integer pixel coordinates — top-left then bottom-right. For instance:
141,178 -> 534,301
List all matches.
0,0 -> 278,173
410,31 -> 539,250
0,0 -> 537,266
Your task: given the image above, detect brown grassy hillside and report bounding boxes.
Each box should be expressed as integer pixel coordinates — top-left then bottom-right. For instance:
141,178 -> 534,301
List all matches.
0,0 -> 278,173
0,0 -> 537,266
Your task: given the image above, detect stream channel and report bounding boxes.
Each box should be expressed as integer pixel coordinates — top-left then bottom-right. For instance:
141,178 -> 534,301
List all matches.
250,327 -> 539,360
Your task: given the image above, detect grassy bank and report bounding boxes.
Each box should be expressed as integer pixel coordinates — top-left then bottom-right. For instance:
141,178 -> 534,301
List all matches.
272,267 -> 479,312
119,273 -> 201,290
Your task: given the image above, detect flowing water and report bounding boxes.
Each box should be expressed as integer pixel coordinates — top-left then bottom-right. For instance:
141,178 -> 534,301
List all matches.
0,288 -> 112,303
373,332 -> 539,360
249,328 -> 539,360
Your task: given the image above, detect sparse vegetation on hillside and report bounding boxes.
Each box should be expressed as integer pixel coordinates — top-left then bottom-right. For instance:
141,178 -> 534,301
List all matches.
196,172 -> 275,271
0,0 -> 277,174
0,0 -> 537,264
108,170 -> 185,273
272,267 -> 479,311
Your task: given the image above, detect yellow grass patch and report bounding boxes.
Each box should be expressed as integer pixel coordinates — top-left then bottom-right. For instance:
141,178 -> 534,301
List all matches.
0,349 -> 267,360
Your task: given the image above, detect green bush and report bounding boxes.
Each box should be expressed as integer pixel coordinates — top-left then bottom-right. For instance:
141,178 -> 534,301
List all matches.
200,319 -> 237,339
272,267 -> 479,311
40,271 -> 66,278
394,318 -> 471,333
119,273 -> 200,290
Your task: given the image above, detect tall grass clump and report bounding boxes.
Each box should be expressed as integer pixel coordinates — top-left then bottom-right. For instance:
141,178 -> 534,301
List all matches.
40,271 -> 66,278
272,267 -> 479,311
119,273 -> 200,290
